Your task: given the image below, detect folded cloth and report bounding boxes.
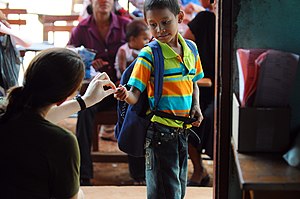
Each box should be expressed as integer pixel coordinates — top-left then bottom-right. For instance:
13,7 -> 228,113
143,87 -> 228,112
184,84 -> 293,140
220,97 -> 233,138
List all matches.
283,133 -> 300,168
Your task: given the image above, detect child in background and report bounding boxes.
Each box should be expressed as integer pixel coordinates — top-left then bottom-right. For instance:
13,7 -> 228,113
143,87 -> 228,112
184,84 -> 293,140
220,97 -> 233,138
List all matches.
114,0 -> 204,198
115,19 -> 151,79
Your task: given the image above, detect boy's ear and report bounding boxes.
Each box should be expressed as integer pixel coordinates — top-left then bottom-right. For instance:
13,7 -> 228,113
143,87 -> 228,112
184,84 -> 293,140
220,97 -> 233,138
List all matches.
178,11 -> 184,23
144,17 -> 148,25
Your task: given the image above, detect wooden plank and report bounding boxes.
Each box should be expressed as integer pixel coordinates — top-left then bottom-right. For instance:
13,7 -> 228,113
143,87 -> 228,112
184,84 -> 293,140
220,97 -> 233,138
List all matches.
6,19 -> 26,25
81,186 -> 213,199
38,14 -> 79,24
43,25 -> 75,32
250,190 -> 300,199
91,152 -> 128,163
232,142 -> 300,191
0,8 -> 27,15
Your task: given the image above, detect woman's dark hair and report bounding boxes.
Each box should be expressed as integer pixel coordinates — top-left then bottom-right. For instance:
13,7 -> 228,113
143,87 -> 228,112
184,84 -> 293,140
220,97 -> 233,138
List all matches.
87,4 -> 93,15
144,0 -> 180,18
0,48 -> 84,122
126,19 -> 148,41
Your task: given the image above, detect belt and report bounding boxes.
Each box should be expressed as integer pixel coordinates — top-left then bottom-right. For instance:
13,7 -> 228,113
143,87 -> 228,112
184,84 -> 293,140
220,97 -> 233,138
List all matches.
152,122 -> 187,134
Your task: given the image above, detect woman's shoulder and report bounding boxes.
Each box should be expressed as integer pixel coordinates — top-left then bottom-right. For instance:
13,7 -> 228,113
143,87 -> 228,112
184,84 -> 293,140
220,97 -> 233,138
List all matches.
194,11 -> 215,21
27,114 -> 77,144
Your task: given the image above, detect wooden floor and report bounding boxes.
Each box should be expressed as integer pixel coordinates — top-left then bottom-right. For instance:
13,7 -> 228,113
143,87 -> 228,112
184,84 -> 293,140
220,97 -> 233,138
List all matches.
81,186 -> 213,199
57,117 -> 214,186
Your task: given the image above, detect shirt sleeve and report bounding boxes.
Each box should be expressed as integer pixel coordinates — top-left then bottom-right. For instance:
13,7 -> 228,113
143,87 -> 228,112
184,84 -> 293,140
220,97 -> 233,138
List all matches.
128,46 -> 153,92
191,41 -> 204,82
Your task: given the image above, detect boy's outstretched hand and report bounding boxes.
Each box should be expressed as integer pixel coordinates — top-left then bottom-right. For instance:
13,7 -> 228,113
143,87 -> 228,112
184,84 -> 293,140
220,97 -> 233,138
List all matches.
114,84 -> 128,101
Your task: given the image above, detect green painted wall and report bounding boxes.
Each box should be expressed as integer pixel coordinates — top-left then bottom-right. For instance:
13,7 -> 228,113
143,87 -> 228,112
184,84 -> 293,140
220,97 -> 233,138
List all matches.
233,0 -> 300,134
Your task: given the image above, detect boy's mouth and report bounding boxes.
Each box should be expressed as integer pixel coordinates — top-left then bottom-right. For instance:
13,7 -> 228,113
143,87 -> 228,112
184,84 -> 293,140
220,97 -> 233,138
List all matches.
158,34 -> 169,39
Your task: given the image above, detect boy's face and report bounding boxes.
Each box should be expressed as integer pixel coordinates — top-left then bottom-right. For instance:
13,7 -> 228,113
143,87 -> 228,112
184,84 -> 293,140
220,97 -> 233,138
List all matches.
145,8 -> 184,44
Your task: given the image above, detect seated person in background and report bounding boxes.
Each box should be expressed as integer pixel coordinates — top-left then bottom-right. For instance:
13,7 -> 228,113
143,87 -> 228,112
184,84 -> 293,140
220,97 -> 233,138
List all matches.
184,0 -> 216,186
78,0 -> 92,21
0,10 -> 31,92
0,10 -> 10,30
115,19 -> 151,79
128,0 -> 145,19
0,48 -> 116,199
67,0 -> 131,185
180,0 -> 204,20
115,19 -> 151,185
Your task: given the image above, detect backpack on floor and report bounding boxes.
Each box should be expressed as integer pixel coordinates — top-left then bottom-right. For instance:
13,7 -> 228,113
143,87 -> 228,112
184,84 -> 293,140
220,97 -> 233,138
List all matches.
115,39 -> 198,157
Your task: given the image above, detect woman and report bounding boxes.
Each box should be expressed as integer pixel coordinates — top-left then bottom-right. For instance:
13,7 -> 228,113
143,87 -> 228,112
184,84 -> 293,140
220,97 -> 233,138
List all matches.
0,48 -> 116,198
184,0 -> 216,187
68,0 -> 131,185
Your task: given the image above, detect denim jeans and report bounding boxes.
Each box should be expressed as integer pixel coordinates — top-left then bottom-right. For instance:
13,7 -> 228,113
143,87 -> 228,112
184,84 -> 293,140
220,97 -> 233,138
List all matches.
145,122 -> 189,199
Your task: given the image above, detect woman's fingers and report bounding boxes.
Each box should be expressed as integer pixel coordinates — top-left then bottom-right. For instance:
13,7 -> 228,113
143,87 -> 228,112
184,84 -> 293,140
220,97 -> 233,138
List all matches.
99,79 -> 116,90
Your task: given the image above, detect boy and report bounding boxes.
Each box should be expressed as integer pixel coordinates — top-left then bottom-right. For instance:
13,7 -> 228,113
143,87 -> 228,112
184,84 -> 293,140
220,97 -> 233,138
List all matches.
114,0 -> 204,198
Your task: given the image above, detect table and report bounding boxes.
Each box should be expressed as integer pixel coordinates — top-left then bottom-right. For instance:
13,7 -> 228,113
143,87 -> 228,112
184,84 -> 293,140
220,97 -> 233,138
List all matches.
17,42 -> 55,71
232,140 -> 300,199
197,77 -> 212,87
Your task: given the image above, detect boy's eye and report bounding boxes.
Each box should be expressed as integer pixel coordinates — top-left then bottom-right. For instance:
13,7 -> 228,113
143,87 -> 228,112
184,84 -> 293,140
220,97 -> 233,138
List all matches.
149,23 -> 157,28
162,20 -> 171,25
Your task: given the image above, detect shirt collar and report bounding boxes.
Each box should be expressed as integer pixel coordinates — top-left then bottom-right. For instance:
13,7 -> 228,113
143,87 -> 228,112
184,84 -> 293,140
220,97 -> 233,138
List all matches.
157,33 -> 193,60
156,34 -> 196,71
81,12 -> 121,30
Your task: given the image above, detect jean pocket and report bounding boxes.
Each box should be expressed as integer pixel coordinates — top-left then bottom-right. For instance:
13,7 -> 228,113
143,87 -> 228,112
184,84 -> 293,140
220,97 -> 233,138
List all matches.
145,147 -> 152,170
158,131 -> 177,143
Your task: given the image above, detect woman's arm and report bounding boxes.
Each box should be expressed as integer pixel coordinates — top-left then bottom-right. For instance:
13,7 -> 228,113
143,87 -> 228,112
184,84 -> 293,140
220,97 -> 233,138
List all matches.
183,28 -> 196,41
46,72 -> 116,124
116,48 -> 127,75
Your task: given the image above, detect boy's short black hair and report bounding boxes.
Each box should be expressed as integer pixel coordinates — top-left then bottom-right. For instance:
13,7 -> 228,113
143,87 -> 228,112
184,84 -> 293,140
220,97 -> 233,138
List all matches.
144,0 -> 180,17
126,19 -> 148,41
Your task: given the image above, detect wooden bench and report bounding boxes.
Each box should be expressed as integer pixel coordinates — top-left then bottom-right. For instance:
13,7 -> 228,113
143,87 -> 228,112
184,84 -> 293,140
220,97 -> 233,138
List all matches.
0,8 -> 27,27
232,140 -> 300,199
91,110 -> 128,163
80,81 -> 128,163
38,14 -> 79,43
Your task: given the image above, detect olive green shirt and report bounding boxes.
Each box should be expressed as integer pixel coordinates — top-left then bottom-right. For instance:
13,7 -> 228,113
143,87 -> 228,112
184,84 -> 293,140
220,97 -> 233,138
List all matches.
0,111 -> 80,199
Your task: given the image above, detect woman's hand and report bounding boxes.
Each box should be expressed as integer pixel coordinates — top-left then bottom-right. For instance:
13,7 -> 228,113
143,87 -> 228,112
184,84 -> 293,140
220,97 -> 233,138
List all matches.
82,72 -> 116,107
92,58 -> 110,71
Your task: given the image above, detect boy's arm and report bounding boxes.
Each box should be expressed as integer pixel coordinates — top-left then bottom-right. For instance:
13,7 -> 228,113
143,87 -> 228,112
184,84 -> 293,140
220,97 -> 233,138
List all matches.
190,82 -> 203,127
115,85 -> 141,105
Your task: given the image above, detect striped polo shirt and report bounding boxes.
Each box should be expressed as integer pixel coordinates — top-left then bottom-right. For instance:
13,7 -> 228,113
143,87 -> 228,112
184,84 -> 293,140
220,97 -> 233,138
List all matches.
128,33 -> 204,128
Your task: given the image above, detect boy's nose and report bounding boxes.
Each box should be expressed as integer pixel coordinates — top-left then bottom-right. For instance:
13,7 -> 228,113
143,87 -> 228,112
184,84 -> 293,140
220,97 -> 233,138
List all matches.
158,26 -> 166,33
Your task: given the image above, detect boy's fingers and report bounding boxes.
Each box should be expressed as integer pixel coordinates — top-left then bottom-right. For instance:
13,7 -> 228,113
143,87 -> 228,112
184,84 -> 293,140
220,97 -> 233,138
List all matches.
192,121 -> 201,127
